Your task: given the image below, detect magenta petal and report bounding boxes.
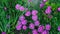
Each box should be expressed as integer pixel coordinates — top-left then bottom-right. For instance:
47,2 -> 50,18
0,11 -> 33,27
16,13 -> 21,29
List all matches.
15,4 -> 20,10
21,20 -> 27,25
58,7 -> 60,11
32,10 -> 38,15
45,6 -> 51,14
41,30 -> 49,34
19,15 -> 25,21
19,6 -> 25,11
58,26 -> 60,31
32,29 -> 38,34
45,24 -> 51,30
16,25 -> 22,30
40,3 -> 44,8
32,15 -> 38,21
43,0 -> 47,2
23,25 -> 27,30
25,11 -> 31,16
34,20 -> 40,26
38,25 -> 44,32
2,32 -> 6,34
29,23 -> 35,29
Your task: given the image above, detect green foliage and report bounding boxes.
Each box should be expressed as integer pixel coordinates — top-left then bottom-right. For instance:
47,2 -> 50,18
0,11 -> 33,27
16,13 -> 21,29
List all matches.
0,0 -> 60,34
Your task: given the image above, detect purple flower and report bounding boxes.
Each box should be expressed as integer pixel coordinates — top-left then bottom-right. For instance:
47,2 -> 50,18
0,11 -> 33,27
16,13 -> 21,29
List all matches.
23,25 -> 27,30
16,24 -> 22,30
32,10 -> 38,15
29,23 -> 35,29
45,24 -> 51,30
47,6 -> 51,9
38,25 -> 44,32
34,20 -> 40,26
15,4 -> 20,10
58,26 -> 60,31
43,0 -> 47,2
41,30 -> 49,34
25,11 -> 31,16
2,32 -> 6,34
19,6 -> 25,11
21,20 -> 27,25
40,3 -> 44,8
32,15 -> 38,21
19,15 -> 25,21
32,29 -> 38,34
45,6 -> 51,14
58,7 -> 60,11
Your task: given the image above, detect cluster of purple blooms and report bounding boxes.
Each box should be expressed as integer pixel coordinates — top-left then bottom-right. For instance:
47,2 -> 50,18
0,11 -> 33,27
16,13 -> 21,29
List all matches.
15,4 -> 25,11
16,15 -> 51,34
15,0 -> 60,34
2,0 -> 60,34
1,0 -> 60,34
16,15 -> 27,30
15,1 -> 51,34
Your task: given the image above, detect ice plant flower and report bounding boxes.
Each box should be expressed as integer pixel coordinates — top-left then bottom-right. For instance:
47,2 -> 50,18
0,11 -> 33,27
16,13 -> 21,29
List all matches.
25,11 -> 31,16
2,32 -> 6,34
58,26 -> 60,31
41,30 -> 49,34
45,24 -> 51,30
19,15 -> 25,21
16,24 -> 22,30
32,10 -> 38,15
32,15 -> 38,21
47,6 -> 51,8
45,6 -> 51,14
32,29 -> 38,34
19,6 -> 25,11
38,25 -> 44,32
15,4 -> 20,10
58,7 -> 60,11
34,20 -> 40,26
43,0 -> 47,2
23,25 -> 27,30
29,23 -> 35,29
40,3 -> 44,8
21,20 -> 27,25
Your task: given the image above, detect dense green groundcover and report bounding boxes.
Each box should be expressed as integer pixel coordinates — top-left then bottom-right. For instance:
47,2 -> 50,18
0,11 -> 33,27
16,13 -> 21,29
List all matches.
0,0 -> 60,34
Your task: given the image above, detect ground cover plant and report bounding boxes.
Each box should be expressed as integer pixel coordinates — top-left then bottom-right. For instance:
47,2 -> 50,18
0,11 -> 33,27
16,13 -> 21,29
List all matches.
0,0 -> 60,34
